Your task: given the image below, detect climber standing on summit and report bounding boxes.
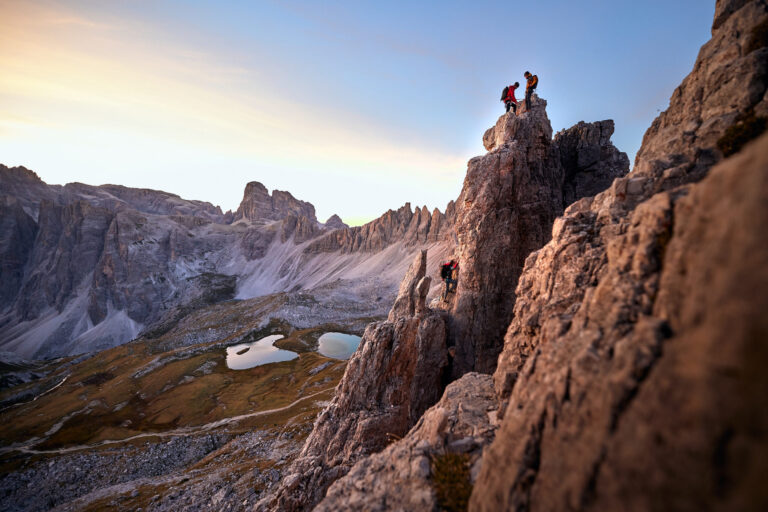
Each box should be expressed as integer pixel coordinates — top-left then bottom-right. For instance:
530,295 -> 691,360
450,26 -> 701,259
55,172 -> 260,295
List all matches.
524,71 -> 538,111
501,82 -> 519,114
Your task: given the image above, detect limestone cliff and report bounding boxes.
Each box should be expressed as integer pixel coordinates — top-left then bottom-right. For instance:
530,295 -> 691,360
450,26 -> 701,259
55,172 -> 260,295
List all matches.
0,198 -> 38,307
556,120 -> 630,207
259,98 -> 628,511
0,169 -> 456,357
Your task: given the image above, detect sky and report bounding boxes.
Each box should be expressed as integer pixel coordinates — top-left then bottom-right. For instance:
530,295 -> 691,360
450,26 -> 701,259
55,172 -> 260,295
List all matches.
0,1 -> 715,226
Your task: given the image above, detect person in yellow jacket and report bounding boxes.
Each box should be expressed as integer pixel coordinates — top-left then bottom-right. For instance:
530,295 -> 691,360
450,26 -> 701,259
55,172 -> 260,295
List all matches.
524,71 -> 538,111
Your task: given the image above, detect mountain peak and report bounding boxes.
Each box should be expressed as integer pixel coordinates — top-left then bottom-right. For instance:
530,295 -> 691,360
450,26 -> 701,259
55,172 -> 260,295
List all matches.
234,181 -> 316,223
482,94 -> 552,151
324,214 -> 347,229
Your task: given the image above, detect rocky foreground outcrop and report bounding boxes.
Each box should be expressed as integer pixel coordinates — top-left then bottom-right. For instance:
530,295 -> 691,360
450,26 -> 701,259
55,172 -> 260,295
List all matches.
475,129 -> 768,512
474,2 -> 768,509
316,372 -> 498,512
258,250 -> 449,511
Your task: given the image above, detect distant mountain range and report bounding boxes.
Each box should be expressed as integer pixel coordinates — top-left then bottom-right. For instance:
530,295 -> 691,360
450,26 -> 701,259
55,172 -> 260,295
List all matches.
0,166 -> 456,358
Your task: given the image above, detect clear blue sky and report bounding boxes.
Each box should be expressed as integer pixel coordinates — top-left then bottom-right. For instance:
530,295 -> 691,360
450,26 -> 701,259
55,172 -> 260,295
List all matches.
1,0 -> 714,224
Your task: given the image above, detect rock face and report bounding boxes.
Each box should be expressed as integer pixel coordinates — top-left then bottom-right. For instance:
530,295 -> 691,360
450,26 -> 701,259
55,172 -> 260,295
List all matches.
259,250 -> 450,511
280,214 -> 321,244
0,198 -> 37,307
315,372 -> 499,512
473,2 -> 768,510
233,181 -> 316,223
16,200 -> 113,322
633,0 -> 768,192
449,99 -> 628,377
305,202 -> 456,254
556,120 -> 631,206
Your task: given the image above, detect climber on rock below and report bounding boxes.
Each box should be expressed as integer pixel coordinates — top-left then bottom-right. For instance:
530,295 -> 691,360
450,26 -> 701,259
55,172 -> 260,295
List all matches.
524,70 -> 538,111
501,82 -> 520,114
440,259 -> 459,301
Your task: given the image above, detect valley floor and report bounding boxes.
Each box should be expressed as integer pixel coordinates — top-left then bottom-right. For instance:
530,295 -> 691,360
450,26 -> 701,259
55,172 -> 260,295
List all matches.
0,295 -> 373,511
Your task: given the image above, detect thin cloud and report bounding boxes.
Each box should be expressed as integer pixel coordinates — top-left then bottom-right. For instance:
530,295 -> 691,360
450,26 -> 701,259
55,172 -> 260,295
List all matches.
0,0 -> 468,215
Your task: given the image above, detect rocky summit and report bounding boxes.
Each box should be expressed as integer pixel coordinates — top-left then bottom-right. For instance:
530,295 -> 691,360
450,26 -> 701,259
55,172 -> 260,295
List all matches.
448,97 -> 628,378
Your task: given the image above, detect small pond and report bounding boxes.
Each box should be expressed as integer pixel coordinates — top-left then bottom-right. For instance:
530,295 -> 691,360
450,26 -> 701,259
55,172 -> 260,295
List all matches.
317,332 -> 362,360
226,334 -> 298,370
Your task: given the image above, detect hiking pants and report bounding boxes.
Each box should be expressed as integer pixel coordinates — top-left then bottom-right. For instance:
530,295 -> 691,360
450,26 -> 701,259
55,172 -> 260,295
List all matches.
505,101 -> 517,114
525,88 -> 533,111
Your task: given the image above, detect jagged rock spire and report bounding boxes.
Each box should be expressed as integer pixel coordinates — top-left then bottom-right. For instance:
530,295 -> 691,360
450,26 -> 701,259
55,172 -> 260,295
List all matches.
258,248 -> 448,511
448,96 -> 628,377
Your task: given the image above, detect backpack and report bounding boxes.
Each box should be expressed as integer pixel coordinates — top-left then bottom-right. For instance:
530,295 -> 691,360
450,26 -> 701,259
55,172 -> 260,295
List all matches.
531,75 -> 539,90
501,86 -> 509,101
440,263 -> 452,279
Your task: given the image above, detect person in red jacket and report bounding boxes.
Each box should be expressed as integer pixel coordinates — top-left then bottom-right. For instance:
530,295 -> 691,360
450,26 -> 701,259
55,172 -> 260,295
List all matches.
503,82 -> 519,114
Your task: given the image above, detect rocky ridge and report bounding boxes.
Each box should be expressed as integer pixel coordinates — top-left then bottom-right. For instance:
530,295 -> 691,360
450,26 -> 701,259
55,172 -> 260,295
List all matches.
269,2 -> 768,511
305,202 -> 457,254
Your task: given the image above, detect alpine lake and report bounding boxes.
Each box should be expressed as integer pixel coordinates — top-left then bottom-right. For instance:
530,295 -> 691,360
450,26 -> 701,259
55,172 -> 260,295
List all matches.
226,331 -> 362,370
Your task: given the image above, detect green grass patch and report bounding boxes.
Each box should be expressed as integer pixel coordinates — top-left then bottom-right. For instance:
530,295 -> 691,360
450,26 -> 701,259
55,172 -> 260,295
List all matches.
431,453 -> 473,512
